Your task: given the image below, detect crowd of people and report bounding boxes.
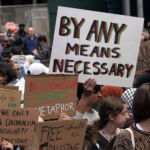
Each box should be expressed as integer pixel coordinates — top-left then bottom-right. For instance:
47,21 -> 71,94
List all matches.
0,23 -> 150,150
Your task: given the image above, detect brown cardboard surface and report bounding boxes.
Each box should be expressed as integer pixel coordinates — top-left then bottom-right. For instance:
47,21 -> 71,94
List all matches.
0,107 -> 39,146
0,85 -> 19,91
24,74 -> 78,120
36,119 -> 87,150
134,41 -> 150,84
0,88 -> 21,108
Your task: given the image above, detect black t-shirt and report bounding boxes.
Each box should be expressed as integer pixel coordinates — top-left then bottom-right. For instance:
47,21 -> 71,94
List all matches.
97,133 -> 109,150
134,74 -> 150,88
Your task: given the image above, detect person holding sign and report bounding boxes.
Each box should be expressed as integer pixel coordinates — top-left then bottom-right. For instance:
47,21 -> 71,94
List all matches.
76,78 -> 102,124
1,140 -> 14,150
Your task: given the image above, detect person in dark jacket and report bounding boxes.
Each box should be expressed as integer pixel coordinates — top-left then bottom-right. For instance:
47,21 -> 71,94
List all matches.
16,23 -> 26,40
2,37 -> 15,56
32,35 -> 51,60
22,27 -> 38,55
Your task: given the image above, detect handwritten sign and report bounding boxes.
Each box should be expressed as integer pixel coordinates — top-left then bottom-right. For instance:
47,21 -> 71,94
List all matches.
36,119 -> 87,150
0,85 -> 19,91
134,40 -> 150,83
49,6 -> 144,87
0,108 -> 38,146
0,89 -> 21,108
24,74 -> 78,120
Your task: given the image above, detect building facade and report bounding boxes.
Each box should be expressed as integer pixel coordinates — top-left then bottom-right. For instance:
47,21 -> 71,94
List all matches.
0,0 -> 149,44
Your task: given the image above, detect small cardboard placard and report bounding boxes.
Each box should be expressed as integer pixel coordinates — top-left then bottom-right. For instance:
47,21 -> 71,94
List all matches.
134,40 -> 150,84
0,108 -> 39,146
36,119 -> 87,150
0,85 -> 19,91
0,89 -> 21,108
24,74 -> 78,120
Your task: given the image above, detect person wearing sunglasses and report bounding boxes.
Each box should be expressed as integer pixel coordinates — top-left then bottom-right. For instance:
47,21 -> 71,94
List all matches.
0,32 -> 4,55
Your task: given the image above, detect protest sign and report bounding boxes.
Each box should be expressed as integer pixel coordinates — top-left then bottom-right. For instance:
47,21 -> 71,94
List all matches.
0,89 -> 21,108
0,108 -> 38,146
0,85 -> 19,91
36,119 -> 87,150
49,6 -> 144,87
24,74 -> 78,120
134,40 -> 150,83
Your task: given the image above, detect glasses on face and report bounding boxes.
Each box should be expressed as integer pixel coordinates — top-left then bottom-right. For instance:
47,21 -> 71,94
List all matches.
14,68 -> 21,71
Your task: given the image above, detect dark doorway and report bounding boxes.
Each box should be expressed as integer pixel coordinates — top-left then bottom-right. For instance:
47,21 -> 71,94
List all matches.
143,0 -> 150,27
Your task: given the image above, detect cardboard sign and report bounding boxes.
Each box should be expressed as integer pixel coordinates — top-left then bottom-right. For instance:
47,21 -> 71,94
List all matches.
24,74 -> 78,120
0,108 -> 38,146
36,119 -> 87,150
0,85 -> 19,91
134,40 -> 150,84
49,6 -> 144,87
0,89 -> 21,108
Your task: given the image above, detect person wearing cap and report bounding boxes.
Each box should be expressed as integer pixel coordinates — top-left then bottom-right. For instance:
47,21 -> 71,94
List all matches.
27,63 -> 49,75
2,37 -> 16,57
17,23 -> 26,40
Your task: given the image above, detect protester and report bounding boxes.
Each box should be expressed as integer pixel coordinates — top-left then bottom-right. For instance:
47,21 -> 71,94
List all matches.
102,85 -> 124,100
0,32 -> 4,55
41,59 -> 50,68
142,28 -> 150,41
2,53 -> 10,64
9,61 -> 21,78
12,32 -> 22,47
22,27 -> 38,55
32,35 -> 52,60
17,23 -> 26,40
2,37 -> 16,56
121,88 -> 137,116
76,78 -> 102,124
113,83 -> 150,150
93,97 -> 129,150
10,46 -> 27,78
0,64 -> 17,85
26,55 -> 35,64
121,88 -> 137,128
84,124 -> 99,149
1,140 -> 15,150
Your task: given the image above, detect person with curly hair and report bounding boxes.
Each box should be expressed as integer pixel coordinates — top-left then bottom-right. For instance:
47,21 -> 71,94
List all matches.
93,97 -> 129,150
82,124 -> 99,150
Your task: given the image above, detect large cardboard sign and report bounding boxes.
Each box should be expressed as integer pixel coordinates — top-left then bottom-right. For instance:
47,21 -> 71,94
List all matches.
24,75 -> 78,120
49,6 -> 144,87
0,89 -> 21,108
134,40 -> 150,83
36,119 -> 87,150
0,108 -> 38,146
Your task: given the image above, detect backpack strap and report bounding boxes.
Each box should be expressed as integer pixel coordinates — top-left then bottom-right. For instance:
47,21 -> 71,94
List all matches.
123,119 -> 135,129
125,128 -> 135,149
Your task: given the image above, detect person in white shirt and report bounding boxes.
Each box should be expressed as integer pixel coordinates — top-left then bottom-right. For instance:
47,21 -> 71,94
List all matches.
76,78 -> 102,124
